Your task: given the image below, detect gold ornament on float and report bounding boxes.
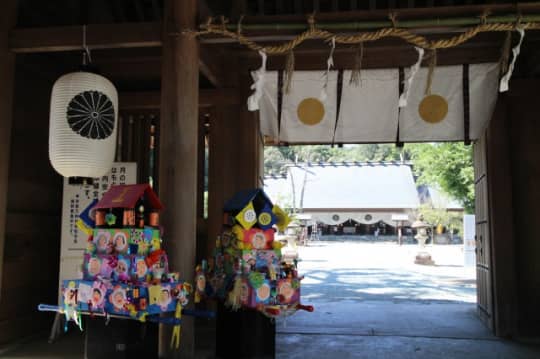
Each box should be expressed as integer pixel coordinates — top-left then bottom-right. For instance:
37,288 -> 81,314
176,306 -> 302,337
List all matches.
418,94 -> 448,124
297,97 -> 325,126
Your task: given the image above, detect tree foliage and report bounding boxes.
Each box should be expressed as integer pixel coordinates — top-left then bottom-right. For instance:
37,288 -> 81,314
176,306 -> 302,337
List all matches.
407,143 -> 474,213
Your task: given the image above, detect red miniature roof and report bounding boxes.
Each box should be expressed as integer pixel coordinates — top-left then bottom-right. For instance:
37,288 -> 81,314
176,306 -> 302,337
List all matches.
93,184 -> 163,211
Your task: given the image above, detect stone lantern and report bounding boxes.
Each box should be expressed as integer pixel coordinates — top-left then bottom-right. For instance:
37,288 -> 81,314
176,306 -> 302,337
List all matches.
412,216 -> 435,265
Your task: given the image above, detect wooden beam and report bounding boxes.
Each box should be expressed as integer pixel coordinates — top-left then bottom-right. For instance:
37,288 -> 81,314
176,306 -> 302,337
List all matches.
0,0 -> 17,298
9,22 -> 162,53
119,89 -> 241,110
243,41 -> 503,70
201,3 -> 540,27
199,46 -> 225,87
158,0 -> 198,357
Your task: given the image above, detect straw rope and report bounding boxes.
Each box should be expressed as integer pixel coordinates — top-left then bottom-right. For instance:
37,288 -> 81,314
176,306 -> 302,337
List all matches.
187,15 -> 540,54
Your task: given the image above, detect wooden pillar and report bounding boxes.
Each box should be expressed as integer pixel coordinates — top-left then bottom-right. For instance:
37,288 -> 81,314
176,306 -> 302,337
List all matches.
485,97 -> 517,337
505,81 -> 540,337
207,105 -> 238,255
158,0 -> 198,357
0,0 -> 17,295
209,70 -> 274,358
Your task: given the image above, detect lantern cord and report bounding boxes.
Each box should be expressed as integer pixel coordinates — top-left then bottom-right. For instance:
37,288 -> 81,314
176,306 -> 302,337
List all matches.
82,24 -> 92,65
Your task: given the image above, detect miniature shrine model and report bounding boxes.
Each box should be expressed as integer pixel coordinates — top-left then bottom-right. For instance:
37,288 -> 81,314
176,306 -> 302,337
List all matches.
195,189 -> 313,318
39,184 -> 198,335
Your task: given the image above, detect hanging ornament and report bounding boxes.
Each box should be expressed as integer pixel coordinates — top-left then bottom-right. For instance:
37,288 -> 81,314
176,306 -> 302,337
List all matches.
418,49 -> 448,124
272,205 -> 291,232
49,26 -> 118,178
499,26 -> 525,93
105,212 -> 117,226
247,50 -> 267,111
235,201 -> 257,229
399,47 -> 424,108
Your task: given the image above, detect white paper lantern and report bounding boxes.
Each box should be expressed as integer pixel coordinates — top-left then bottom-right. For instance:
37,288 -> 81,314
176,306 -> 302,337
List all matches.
49,71 -> 118,178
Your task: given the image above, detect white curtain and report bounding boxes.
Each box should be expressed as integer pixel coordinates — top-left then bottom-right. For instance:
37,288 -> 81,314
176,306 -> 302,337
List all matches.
256,64 -> 499,143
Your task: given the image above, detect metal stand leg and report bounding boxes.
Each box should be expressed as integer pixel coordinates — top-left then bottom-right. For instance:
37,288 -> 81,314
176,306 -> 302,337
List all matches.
48,312 -> 64,343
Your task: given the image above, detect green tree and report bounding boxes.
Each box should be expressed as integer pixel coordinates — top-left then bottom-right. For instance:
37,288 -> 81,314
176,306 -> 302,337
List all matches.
408,143 -> 474,213
264,146 -> 287,175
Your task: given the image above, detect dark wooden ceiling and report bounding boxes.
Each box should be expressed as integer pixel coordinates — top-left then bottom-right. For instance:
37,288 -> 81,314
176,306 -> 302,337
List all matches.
12,0 -> 540,94
16,0 -> 540,27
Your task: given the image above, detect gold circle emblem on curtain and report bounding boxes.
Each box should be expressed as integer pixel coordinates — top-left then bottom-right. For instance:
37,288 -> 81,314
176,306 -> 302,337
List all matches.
297,97 -> 325,126
418,94 -> 448,124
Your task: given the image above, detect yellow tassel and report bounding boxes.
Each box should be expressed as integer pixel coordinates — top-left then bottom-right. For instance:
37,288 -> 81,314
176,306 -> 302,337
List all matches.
269,265 -> 277,281
170,301 -> 182,350
227,276 -> 243,311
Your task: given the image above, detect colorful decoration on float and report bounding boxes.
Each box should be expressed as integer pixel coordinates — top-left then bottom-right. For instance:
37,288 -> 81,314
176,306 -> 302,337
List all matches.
195,188 -> 313,319
39,184 -> 215,349
272,205 -> 291,232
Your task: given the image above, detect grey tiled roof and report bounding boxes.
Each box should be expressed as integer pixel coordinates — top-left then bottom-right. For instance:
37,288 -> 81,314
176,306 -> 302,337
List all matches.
264,162 -> 420,210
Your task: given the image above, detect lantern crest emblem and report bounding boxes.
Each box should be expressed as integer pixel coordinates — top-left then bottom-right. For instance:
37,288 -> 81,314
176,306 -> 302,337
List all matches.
67,90 -> 115,140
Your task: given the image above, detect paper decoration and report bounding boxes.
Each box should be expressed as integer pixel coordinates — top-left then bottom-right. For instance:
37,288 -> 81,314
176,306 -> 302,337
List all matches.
272,205 -> 291,232
49,71 -> 118,178
195,188 -> 312,319
258,204 -> 276,230
235,201 -> 257,229
500,27 -> 525,92
320,37 -> 336,102
247,51 -> 267,111
243,228 -> 274,250
399,47 -> 424,107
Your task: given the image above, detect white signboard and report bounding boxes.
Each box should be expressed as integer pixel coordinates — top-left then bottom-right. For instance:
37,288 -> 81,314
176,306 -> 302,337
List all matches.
58,163 -> 137,289
463,214 -> 476,267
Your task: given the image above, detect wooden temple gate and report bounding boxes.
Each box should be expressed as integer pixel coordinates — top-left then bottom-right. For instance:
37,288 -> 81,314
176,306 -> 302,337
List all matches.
0,1 -> 540,358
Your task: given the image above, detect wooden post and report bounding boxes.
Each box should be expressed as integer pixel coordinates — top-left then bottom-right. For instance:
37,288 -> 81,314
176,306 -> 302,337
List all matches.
0,0 -> 17,296
210,70 -> 274,359
485,97 -> 517,337
159,0 -> 198,357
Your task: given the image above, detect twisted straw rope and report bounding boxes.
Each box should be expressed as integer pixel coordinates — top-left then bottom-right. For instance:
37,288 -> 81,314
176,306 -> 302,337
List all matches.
189,18 -> 540,54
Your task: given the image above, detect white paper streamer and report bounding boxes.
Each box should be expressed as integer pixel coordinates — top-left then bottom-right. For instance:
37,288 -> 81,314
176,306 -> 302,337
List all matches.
499,27 -> 525,93
247,50 -> 267,111
320,37 -> 336,102
399,47 -> 424,107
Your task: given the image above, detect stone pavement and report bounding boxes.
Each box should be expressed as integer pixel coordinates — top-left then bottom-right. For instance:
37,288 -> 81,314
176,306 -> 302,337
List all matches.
276,241 -> 540,359
2,241 -> 538,358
